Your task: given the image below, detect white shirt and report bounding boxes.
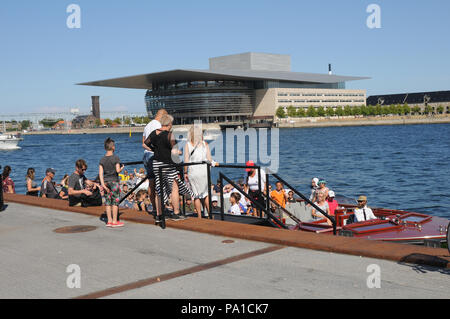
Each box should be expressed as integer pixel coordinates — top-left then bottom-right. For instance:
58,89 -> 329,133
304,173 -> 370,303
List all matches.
143,120 -> 162,154
228,203 -> 241,215
246,169 -> 266,191
353,206 -> 377,222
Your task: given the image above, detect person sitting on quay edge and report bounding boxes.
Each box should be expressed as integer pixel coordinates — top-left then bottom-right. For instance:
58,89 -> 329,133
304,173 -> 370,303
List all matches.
352,196 -> 377,223
2,166 -> 15,194
41,168 -> 64,199
326,190 -> 339,216
26,167 -> 41,196
68,159 -> 101,207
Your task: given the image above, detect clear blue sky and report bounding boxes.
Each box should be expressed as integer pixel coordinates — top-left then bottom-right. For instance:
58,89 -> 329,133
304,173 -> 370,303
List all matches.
1,0 -> 449,114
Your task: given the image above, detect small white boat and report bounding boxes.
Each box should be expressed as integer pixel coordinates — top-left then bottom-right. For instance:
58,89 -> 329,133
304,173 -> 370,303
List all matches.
0,133 -> 23,150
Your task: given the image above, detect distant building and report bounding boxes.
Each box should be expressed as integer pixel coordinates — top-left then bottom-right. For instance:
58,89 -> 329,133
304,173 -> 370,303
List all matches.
91,96 -> 100,119
367,90 -> 450,113
71,96 -> 102,129
72,115 -> 97,129
79,52 -> 369,124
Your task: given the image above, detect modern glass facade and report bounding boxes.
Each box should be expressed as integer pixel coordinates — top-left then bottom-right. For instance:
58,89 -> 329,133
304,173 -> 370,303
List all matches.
145,80 -> 255,124
145,79 -> 346,124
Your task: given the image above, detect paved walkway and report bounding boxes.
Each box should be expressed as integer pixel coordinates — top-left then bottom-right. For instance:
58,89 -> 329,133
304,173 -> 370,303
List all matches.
0,203 -> 448,299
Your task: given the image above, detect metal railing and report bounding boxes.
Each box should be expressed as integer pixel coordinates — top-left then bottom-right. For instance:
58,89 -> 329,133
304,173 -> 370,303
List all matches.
218,171 -> 287,229
119,160 -> 337,235
271,172 -> 337,235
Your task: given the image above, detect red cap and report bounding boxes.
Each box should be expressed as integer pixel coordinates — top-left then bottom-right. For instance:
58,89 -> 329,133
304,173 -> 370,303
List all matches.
245,160 -> 255,172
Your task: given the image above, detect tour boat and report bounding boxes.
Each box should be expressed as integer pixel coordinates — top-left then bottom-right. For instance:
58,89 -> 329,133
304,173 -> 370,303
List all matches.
212,194 -> 449,245
0,133 -> 23,150
295,199 -> 449,245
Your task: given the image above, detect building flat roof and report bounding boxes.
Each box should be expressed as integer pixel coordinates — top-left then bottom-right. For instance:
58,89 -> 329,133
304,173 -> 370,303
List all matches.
78,69 -> 370,90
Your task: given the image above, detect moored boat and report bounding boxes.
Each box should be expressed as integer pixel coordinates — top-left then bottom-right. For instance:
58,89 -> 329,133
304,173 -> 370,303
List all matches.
0,133 -> 23,150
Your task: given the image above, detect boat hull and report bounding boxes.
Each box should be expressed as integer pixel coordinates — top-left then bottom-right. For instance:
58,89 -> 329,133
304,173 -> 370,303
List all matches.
0,139 -> 22,150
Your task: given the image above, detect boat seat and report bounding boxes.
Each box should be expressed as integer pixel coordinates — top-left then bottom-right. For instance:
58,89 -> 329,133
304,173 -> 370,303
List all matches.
286,202 -> 314,222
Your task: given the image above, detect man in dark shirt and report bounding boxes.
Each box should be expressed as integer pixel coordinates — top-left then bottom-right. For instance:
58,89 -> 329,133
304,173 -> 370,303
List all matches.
41,168 -> 60,199
68,159 -> 100,207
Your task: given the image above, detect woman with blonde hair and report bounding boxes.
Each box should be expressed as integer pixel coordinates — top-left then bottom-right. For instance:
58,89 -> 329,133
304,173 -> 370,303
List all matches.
26,168 -> 41,196
147,114 -> 194,228
184,125 -> 217,218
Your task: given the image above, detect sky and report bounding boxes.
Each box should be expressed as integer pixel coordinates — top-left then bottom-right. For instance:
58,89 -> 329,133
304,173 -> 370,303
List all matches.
0,0 -> 449,114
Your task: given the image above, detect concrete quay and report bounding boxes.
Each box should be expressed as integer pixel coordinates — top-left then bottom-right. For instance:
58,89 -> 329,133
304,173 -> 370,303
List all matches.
1,195 -> 449,299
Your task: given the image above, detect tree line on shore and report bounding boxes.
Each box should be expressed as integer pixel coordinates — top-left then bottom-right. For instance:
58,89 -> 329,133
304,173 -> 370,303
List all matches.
276,104 -> 449,119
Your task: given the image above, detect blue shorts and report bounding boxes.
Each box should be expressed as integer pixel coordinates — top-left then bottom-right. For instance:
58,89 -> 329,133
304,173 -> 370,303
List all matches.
143,152 -> 155,179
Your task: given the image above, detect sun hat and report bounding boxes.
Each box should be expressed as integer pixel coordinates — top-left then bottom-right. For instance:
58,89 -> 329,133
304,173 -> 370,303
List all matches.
312,177 -> 319,185
357,195 -> 367,202
318,180 -> 326,185
328,190 -> 335,198
212,196 -> 219,202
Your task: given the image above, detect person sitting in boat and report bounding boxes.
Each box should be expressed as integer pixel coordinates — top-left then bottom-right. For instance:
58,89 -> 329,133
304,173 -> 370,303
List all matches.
287,190 -> 296,203
352,196 -> 377,223
311,192 -> 332,225
326,190 -> 338,216
309,177 -> 319,201
316,180 -> 329,199
228,192 -> 246,215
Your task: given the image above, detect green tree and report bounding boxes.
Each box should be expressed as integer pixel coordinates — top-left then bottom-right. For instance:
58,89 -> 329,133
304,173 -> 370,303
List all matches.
276,106 -> 286,119
325,107 -> 335,117
317,106 -> 326,117
352,106 -> 361,116
20,120 -> 31,130
412,106 -> 421,115
375,104 -> 382,116
423,105 -> 432,114
124,117 -> 131,125
133,117 -> 143,125
95,119 -> 102,127
287,105 -> 297,118
344,105 -> 352,116
437,105 -> 444,114
40,118 -> 62,128
296,108 -> 306,117
142,116 -> 150,123
104,118 -> 113,126
307,106 -> 317,117
335,106 -> 344,117
113,117 -> 122,125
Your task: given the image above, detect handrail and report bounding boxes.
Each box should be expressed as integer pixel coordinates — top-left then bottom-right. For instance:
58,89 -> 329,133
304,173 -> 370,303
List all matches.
219,172 -> 287,229
267,196 -> 302,225
271,172 -> 337,235
119,161 -> 336,235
